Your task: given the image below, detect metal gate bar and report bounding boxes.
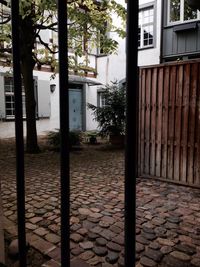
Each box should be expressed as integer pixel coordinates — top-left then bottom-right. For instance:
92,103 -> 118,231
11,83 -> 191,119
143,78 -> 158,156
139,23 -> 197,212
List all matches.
58,0 -> 70,266
125,0 -> 138,266
11,0 -> 27,266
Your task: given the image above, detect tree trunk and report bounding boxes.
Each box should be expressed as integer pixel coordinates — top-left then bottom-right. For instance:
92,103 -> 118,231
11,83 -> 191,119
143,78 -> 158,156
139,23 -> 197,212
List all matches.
19,13 -> 40,154
21,54 -> 40,153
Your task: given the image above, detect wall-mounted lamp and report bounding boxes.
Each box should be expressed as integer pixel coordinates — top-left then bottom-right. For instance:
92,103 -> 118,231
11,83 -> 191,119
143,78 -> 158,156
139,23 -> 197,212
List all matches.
50,84 -> 56,93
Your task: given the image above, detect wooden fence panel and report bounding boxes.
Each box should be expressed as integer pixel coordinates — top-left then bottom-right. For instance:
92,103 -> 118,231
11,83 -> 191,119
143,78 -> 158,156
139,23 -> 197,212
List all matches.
194,66 -> 200,185
155,68 -> 163,177
161,67 -> 169,178
138,60 -> 200,187
180,64 -> 190,183
187,63 -> 198,184
144,69 -> 151,174
140,69 -> 146,175
150,68 -> 157,176
138,69 -> 142,176
174,65 -> 183,182
167,66 -> 176,180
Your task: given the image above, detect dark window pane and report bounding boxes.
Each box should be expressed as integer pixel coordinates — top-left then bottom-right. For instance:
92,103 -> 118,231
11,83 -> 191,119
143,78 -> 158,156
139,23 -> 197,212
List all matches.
6,109 -> 12,115
184,0 -> 197,20
170,0 -> 180,22
144,32 -> 148,39
6,103 -> 12,109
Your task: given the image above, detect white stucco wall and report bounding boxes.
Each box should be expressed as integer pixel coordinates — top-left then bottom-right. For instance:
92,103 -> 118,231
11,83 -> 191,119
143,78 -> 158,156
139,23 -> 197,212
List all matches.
97,0 -> 162,84
85,84 -> 98,131
0,65 -> 99,137
138,0 -> 162,66
0,66 -> 60,138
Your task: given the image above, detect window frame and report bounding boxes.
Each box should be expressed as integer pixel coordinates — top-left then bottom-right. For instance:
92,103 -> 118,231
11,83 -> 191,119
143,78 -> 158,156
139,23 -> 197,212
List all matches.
138,5 -> 155,50
97,21 -> 109,56
167,0 -> 200,25
4,76 -> 38,120
97,90 -> 107,108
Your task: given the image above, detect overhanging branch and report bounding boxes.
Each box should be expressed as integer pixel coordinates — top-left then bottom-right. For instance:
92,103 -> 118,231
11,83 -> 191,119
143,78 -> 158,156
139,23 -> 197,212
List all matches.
35,22 -> 58,31
36,34 -> 58,54
0,0 -> 7,6
0,16 -> 10,24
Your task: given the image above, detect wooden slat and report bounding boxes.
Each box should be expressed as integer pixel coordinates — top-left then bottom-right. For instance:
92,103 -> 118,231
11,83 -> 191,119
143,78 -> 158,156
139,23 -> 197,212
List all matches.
174,65 -> 183,181
150,67 -> 157,176
140,69 -> 146,175
187,63 -> 198,184
180,64 -> 190,183
167,66 -> 176,180
161,67 -> 169,178
194,63 -> 200,185
138,69 -> 142,176
155,67 -> 163,177
144,69 -> 151,174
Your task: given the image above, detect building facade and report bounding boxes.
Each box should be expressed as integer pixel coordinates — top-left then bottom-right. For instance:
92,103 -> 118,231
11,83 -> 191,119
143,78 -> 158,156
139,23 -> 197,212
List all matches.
0,0 -> 164,138
162,0 -> 200,62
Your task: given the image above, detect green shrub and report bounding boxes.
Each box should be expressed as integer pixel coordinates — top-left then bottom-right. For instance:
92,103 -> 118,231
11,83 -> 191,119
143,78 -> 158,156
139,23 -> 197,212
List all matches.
87,82 -> 126,137
47,129 -> 82,150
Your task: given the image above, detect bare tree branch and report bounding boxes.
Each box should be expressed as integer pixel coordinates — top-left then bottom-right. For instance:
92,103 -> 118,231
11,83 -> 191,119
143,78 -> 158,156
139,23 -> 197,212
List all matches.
0,47 -> 11,53
32,53 -> 47,66
36,34 -> 58,54
0,16 -> 10,24
35,22 -> 58,31
0,0 -> 7,7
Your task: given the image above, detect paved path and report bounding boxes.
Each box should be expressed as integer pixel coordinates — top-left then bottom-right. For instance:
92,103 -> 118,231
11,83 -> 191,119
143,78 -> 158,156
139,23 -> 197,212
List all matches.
1,139 -> 200,267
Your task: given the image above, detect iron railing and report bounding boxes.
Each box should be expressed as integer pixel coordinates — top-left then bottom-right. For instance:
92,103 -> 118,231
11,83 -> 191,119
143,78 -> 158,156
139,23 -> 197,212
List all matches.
11,0 -> 26,266
10,0 -> 138,266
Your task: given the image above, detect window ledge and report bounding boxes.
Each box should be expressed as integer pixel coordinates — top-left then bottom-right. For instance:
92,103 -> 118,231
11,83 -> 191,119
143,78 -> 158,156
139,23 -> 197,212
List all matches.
165,20 -> 200,29
173,22 -> 198,32
138,45 -> 154,51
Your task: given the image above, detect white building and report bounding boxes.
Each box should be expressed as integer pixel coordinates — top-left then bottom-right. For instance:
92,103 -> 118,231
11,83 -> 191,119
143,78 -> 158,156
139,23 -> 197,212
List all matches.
0,0 -> 162,138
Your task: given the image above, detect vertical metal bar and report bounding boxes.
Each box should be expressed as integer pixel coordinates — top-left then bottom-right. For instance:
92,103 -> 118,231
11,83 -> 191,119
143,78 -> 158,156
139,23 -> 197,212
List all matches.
57,1 -> 70,266
125,0 -> 138,266
11,0 -> 26,266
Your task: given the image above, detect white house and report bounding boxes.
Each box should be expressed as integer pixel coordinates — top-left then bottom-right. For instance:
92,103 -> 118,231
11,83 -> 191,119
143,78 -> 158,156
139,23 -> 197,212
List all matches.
0,0 -> 162,138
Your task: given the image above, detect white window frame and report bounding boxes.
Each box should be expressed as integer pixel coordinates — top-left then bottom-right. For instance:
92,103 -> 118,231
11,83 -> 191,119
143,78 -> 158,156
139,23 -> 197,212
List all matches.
4,76 -> 38,119
138,6 -> 154,50
99,92 -> 106,107
4,77 -> 26,119
168,0 -> 200,25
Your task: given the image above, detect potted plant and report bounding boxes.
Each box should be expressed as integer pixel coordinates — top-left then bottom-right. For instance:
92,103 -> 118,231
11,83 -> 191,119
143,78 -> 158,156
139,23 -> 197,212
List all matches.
88,82 -> 126,147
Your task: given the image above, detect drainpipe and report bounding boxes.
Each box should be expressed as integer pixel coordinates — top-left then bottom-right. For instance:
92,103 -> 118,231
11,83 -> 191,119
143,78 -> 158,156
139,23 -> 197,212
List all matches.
160,0 -> 164,63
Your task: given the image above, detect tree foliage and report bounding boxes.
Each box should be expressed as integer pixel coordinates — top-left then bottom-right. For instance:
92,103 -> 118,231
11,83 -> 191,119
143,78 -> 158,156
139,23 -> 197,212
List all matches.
88,82 -> 126,136
0,0 -> 126,67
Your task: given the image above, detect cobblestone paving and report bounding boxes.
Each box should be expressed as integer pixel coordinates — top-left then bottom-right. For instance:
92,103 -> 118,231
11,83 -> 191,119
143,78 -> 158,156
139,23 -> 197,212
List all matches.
1,139 -> 200,267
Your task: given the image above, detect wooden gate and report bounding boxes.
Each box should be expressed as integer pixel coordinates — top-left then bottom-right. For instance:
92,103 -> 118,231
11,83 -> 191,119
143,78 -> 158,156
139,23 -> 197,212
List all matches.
138,60 -> 200,187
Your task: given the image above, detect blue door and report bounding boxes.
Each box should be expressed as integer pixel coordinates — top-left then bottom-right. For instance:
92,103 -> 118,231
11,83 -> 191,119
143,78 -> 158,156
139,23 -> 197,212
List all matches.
69,88 -> 82,131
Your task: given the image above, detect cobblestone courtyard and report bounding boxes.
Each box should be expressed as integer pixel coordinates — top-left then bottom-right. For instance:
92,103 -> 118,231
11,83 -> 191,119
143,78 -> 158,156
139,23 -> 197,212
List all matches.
1,139 -> 200,266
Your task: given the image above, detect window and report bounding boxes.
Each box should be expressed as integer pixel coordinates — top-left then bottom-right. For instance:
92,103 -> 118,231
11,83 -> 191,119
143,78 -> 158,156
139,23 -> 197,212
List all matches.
98,91 -> 106,107
97,22 -> 108,55
4,77 -> 37,119
138,7 -> 154,49
169,0 -> 199,23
